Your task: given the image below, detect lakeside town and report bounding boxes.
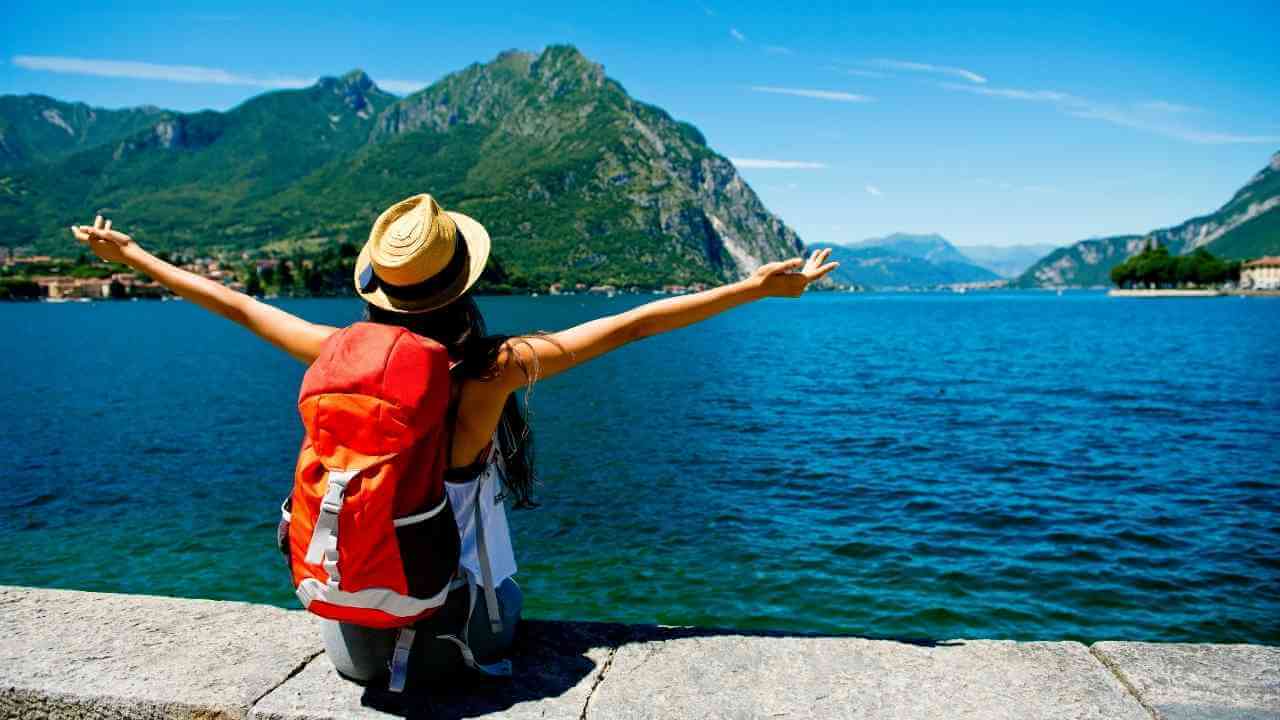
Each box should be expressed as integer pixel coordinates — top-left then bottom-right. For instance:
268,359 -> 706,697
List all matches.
2,241 -> 1277,302
0,245 -> 724,302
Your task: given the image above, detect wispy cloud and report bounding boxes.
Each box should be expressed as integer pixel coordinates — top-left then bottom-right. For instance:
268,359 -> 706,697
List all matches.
870,58 -> 987,84
13,54 -> 429,96
865,185 -> 883,197
1137,100 -> 1197,114
729,28 -> 747,42
12,55 -> 313,89
379,79 -> 429,94
730,158 -> 828,169
942,83 -> 1074,103
751,85 -> 873,102
842,68 -> 887,79
943,82 -> 1279,145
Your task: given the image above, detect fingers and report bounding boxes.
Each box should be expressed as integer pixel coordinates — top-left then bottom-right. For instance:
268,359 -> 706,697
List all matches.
765,257 -> 803,275
809,261 -> 840,280
804,248 -> 832,270
94,214 -> 104,231
103,218 -> 112,234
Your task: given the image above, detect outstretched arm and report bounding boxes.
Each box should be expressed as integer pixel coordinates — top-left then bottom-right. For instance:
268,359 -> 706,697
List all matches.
493,249 -> 838,391
71,216 -> 337,364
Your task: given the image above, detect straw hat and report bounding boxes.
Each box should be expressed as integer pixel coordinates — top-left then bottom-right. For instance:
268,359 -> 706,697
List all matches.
354,194 -> 491,313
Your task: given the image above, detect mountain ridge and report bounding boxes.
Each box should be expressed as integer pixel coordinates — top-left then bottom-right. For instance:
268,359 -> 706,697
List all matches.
0,45 -> 802,290
824,232 -> 1000,287
1015,151 -> 1280,287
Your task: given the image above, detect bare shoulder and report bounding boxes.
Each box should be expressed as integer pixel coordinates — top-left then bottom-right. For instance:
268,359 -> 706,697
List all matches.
451,374 -> 509,466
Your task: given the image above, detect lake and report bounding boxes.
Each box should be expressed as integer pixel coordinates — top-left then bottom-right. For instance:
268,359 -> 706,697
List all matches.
1,291 -> 1277,643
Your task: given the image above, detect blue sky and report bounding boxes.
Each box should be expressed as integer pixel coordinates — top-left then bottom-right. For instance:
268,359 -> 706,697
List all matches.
2,0 -> 1277,248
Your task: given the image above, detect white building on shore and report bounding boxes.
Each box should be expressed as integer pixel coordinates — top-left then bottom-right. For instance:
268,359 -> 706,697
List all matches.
1241,256 -> 1280,290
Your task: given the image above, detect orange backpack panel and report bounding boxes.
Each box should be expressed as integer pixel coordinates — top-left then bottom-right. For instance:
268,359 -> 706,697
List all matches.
283,322 -> 460,628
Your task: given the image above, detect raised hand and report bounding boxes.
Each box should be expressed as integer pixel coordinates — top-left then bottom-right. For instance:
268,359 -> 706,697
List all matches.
752,248 -> 839,298
70,214 -> 138,266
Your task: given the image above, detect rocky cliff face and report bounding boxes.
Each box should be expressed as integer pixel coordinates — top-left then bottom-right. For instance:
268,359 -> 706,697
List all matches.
365,46 -> 801,283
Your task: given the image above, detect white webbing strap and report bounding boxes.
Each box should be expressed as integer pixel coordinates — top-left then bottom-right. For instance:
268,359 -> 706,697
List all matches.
388,627 -> 416,693
436,635 -> 513,677
304,469 -> 359,589
472,455 -> 503,634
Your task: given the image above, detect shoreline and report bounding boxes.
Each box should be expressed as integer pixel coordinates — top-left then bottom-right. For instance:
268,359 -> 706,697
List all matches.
1108,288 -> 1280,298
2,585 -> 1277,719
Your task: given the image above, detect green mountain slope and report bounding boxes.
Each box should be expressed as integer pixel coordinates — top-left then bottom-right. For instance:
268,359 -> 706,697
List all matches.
0,70 -> 397,248
0,95 -> 165,170
0,47 -> 802,290
1015,151 -> 1280,287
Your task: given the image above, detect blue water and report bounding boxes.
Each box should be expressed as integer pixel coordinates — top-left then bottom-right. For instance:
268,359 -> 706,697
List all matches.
2,292 -> 1277,643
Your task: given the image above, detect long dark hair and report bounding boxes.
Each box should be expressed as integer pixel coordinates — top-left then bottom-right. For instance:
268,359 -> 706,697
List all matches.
364,295 -> 539,508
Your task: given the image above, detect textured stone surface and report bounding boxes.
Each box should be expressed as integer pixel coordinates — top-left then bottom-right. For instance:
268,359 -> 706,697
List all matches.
1093,642 -> 1280,720
252,620 -> 628,720
0,585 -> 322,720
588,629 -> 1150,720
5,586 -> 1278,720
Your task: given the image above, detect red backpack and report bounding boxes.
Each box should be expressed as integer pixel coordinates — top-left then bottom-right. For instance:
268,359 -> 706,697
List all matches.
279,322 -> 461,631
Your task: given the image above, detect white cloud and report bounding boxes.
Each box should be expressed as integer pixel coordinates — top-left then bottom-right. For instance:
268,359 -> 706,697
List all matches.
842,68 -> 887,79
730,28 -> 747,42
12,55 -> 313,89
943,81 -> 1279,145
865,185 -> 883,197
870,58 -> 986,84
730,158 -> 828,169
941,83 -> 1075,103
1139,99 -> 1197,114
750,85 -> 873,102
379,79 -> 429,94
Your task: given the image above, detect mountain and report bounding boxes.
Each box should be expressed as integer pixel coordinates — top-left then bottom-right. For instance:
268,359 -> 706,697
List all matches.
954,243 -> 1059,278
1015,151 -> 1280,288
0,95 -> 166,170
0,47 -> 802,290
826,233 -> 1000,287
851,232 -> 973,266
824,247 -> 1000,289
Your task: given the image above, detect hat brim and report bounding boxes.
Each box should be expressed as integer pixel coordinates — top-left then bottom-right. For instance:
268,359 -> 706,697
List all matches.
354,210 -> 491,313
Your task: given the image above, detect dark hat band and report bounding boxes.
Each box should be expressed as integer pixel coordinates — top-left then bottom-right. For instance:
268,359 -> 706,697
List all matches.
359,228 -> 470,302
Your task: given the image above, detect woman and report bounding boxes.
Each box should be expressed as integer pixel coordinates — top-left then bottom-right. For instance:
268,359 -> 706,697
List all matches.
70,193 -> 838,683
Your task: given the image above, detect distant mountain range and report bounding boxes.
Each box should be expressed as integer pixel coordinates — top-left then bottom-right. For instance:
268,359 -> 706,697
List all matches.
1014,151 -> 1280,288
822,232 -> 1043,288
0,46 -> 801,289
955,243 -> 1059,278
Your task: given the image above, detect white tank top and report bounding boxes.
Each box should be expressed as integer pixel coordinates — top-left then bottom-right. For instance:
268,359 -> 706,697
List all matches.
445,439 -> 517,586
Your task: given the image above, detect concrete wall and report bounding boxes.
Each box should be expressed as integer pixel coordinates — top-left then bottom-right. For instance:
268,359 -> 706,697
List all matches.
1,586 -> 1276,719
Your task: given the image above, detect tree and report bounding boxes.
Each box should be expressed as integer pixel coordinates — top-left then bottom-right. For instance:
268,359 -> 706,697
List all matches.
277,260 -> 294,291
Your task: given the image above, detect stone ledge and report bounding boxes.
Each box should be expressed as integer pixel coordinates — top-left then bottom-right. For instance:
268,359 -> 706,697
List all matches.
2,586 -> 1277,720
0,585 -> 323,720
1092,642 -> 1280,720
